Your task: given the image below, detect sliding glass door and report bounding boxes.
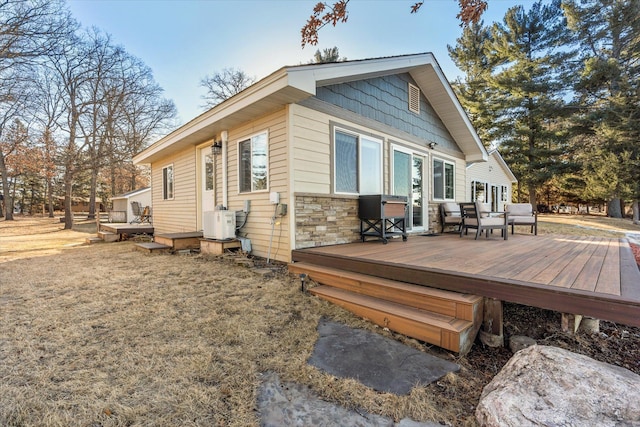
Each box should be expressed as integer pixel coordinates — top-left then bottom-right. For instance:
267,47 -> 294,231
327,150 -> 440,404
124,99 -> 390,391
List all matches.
392,147 -> 425,231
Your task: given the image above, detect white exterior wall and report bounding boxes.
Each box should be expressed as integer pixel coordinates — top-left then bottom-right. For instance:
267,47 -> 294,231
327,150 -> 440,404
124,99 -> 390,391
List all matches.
111,189 -> 152,223
467,153 -> 515,211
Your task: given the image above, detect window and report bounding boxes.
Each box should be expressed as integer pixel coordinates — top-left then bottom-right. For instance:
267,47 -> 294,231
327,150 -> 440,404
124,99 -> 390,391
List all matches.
433,158 -> 454,200
471,180 -> 487,202
205,154 -> 214,191
334,128 -> 382,194
162,165 -> 174,200
501,185 -> 508,202
408,83 -> 420,114
239,131 -> 268,193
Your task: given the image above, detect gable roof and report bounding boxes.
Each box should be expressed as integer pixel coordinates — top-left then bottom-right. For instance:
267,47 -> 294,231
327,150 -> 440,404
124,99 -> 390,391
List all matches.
488,149 -> 518,182
134,53 -> 487,164
111,187 -> 151,200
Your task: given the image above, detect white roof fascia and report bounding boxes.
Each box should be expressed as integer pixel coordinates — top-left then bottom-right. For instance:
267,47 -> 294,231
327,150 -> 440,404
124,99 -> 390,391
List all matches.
134,68 -> 315,164
288,53 -> 434,87
111,187 -> 151,200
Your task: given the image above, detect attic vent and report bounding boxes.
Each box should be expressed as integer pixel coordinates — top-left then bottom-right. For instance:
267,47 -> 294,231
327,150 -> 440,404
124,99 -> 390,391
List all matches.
408,83 -> 420,114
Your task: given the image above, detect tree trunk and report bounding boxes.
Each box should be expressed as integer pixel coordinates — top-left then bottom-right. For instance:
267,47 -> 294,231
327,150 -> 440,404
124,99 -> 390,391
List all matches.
63,173 -> 74,229
528,184 -> 537,209
46,178 -> 54,218
88,170 -> 97,220
607,198 -> 622,218
633,200 -> 639,225
0,152 -> 14,220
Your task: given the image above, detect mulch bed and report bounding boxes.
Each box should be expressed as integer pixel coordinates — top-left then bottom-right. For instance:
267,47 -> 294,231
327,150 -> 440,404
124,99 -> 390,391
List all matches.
630,243 -> 640,268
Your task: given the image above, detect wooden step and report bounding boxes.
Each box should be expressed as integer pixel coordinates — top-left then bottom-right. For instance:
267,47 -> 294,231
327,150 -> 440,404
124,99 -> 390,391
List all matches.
98,231 -> 119,243
154,231 -> 203,250
290,262 -> 482,322
85,236 -> 104,244
310,286 -> 475,354
134,242 -> 171,254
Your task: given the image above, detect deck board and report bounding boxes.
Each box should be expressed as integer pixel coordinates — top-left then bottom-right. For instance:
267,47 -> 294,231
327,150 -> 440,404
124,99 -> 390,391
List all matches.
550,236 -> 602,288
571,240 -> 610,292
595,239 -> 621,295
292,233 -> 640,328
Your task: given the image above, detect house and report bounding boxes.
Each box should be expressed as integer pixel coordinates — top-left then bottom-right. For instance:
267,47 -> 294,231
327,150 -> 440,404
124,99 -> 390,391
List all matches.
109,187 -> 152,223
133,53 -> 488,262
466,149 -> 517,212
54,196 -> 105,213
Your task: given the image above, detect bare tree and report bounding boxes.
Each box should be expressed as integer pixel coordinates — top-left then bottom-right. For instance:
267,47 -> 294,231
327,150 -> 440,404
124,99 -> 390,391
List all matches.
0,0 -> 74,219
199,68 -> 255,109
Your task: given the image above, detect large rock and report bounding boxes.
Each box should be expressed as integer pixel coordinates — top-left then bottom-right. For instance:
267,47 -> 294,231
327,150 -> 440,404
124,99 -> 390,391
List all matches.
476,345 -> 640,426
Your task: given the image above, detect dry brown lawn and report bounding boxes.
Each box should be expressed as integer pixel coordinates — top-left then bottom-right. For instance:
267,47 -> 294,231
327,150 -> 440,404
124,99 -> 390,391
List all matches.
537,213 -> 640,237
1,215 -> 639,426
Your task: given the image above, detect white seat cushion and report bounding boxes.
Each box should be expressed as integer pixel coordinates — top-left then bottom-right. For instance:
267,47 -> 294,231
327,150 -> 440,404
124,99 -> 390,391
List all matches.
506,203 -> 533,216
442,202 -> 461,216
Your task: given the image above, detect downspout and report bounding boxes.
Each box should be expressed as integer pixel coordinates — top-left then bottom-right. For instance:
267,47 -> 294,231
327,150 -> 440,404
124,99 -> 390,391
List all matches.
221,130 -> 228,208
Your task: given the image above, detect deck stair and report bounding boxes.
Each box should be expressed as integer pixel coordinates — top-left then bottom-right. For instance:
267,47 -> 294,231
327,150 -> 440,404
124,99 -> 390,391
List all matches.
289,262 -> 483,354
98,231 -> 119,243
153,231 -> 203,251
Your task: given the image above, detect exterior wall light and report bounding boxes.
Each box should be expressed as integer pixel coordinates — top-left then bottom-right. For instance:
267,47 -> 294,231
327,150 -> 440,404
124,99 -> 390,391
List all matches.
428,142 -> 437,149
211,141 -> 222,156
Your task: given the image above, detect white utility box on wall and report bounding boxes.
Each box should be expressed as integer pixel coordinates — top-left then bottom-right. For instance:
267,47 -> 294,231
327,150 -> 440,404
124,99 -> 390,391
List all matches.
203,210 -> 236,240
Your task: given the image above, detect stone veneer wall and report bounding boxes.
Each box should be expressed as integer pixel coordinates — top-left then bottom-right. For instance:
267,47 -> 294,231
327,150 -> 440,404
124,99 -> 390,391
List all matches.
295,194 -> 361,249
427,203 -> 439,233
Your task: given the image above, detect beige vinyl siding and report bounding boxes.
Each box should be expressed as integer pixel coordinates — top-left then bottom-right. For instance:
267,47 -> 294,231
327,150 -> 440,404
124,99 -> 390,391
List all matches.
455,157 -> 467,202
467,154 -> 514,210
290,104 -> 331,194
151,148 -> 197,234
291,103 -> 466,198
225,108 -> 290,262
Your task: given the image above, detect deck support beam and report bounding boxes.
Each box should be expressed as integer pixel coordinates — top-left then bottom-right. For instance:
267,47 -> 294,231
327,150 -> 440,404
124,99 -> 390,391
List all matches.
479,298 -> 504,347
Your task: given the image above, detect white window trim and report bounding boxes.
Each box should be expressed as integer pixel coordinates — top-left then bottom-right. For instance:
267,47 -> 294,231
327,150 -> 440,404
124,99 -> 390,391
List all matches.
237,130 -> 269,194
333,127 -> 383,195
162,164 -> 174,200
432,157 -> 455,201
471,179 -> 489,203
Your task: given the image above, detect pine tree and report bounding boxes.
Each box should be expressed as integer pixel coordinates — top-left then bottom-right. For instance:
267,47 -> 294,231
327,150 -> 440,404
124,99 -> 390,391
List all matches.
484,0 -> 576,206
448,22 -> 497,145
563,0 -> 640,219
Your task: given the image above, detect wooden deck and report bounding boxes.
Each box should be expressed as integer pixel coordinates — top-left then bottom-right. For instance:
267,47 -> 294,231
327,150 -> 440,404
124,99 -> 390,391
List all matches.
99,223 -> 154,235
291,233 -> 640,328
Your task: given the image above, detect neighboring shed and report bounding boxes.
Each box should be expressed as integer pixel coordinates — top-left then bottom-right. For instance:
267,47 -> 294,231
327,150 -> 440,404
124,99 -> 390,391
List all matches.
466,149 -> 517,212
110,187 -> 151,223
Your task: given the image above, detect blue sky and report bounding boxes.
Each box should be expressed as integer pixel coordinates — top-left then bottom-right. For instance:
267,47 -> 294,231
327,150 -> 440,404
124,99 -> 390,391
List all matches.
67,0 -> 529,124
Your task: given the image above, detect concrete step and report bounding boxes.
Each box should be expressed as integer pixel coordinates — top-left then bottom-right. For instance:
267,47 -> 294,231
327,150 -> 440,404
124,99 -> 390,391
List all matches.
310,285 -> 476,354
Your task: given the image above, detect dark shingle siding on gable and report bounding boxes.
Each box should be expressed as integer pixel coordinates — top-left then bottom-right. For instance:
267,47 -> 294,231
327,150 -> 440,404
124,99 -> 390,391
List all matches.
315,74 -> 459,151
